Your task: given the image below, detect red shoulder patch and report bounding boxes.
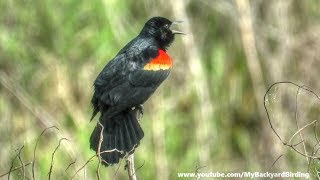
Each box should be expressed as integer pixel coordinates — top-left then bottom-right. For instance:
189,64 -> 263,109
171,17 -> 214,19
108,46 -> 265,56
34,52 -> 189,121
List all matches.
143,49 -> 173,71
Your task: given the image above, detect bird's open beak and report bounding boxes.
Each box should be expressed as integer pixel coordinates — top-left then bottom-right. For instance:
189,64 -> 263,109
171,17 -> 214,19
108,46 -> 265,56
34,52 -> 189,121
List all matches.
171,20 -> 186,35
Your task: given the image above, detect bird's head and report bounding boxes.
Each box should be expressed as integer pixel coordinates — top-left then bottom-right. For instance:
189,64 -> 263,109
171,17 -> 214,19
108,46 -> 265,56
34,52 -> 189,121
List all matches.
141,17 -> 184,49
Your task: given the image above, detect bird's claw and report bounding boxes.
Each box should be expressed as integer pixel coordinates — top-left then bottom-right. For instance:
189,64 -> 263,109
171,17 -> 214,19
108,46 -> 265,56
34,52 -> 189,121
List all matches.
134,104 -> 144,120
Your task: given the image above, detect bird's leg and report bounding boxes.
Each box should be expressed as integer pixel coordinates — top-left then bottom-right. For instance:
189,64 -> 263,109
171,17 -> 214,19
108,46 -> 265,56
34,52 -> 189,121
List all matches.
137,104 -> 144,116
132,104 -> 144,120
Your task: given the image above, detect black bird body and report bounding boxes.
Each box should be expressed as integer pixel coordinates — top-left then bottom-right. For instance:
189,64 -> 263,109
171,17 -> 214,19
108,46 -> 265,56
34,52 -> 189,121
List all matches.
92,38 -> 170,119
90,17 -> 181,166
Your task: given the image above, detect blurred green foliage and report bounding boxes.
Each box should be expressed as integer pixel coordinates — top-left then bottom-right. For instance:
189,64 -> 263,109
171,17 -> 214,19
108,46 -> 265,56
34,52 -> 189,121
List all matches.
1,0 -> 320,179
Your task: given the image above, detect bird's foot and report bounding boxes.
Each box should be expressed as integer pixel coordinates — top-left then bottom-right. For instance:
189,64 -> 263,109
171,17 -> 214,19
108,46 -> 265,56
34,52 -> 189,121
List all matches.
132,104 -> 144,120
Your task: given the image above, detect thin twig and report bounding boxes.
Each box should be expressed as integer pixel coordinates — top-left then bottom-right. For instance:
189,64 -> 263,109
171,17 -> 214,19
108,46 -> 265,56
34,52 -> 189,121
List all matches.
289,145 -> 319,159
7,146 -> 24,180
309,122 -> 320,172
314,122 -> 320,144
32,126 -> 59,180
312,123 -> 320,154
315,167 -> 320,180
112,158 -> 124,180
48,138 -> 68,179
308,145 -> 320,172
264,81 -> 320,142
264,81 -> 320,166
0,162 -> 32,178
312,144 -> 320,156
312,146 -> 320,159
134,160 -> 145,174
71,150 -> 118,180
194,165 -> 206,180
268,154 -> 284,171
290,140 -> 305,147
71,157 -> 95,180
16,146 -> 25,180
288,120 -> 317,144
264,82 -> 285,142
0,72 -> 78,178
294,86 -> 309,163
65,160 -> 76,172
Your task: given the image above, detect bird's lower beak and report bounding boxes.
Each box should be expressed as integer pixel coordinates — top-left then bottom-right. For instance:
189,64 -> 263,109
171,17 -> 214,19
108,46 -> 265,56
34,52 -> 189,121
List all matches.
171,20 -> 186,35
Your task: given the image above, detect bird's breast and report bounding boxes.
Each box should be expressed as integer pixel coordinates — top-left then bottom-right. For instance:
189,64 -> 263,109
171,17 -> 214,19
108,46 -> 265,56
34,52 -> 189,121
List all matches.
143,49 -> 172,71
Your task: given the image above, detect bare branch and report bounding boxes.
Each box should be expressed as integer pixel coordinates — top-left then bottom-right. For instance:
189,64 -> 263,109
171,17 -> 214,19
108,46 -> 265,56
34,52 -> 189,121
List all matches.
290,140 -> 305,147
65,160 -> 76,172
125,109 -> 144,180
32,126 -> 59,180
294,85 -> 309,163
264,81 -> 320,144
71,157 -> 95,180
308,145 -> 320,172
264,82 -> 285,142
134,160 -> 145,174
16,146 -> 25,180
7,145 -> 24,180
126,154 -> 137,180
112,160 -> 123,180
48,138 -> 69,179
71,150 -> 118,180
96,121 -> 104,180
288,145 -> 319,159
268,154 -> 284,171
314,122 -> 320,144
264,81 -> 320,173
288,120 -> 317,144
0,162 -> 32,178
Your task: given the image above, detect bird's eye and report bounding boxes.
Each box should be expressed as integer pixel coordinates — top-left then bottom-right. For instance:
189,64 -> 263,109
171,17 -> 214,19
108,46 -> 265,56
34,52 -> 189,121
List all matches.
164,24 -> 169,29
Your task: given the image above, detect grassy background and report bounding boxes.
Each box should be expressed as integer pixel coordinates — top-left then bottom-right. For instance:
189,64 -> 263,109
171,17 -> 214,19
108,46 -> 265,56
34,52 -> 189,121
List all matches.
1,0 -> 320,179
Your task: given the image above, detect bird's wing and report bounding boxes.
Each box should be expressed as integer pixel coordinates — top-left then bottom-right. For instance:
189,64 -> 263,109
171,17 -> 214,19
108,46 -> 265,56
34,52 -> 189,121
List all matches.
92,53 -> 128,108
93,45 -> 170,108
92,44 -> 154,102
94,54 -> 127,89
128,46 -> 172,87
128,68 -> 171,87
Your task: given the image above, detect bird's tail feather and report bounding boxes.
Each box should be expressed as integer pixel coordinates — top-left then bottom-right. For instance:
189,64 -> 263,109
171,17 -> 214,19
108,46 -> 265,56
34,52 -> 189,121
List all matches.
90,110 -> 144,166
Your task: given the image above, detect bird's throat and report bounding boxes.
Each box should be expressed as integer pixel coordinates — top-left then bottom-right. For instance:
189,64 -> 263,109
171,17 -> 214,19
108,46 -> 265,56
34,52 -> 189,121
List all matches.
143,49 -> 172,71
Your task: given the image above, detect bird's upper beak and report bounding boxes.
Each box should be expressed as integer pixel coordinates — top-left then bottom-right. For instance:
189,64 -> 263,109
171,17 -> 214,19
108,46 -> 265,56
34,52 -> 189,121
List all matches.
171,20 -> 186,35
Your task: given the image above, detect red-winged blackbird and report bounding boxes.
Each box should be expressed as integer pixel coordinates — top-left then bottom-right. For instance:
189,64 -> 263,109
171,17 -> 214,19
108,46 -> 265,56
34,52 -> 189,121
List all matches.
90,17 -> 183,166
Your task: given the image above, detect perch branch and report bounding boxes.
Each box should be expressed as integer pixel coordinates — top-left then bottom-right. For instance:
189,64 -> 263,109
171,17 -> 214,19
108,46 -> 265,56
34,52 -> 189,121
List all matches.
126,154 -> 137,180
96,121 -> 104,180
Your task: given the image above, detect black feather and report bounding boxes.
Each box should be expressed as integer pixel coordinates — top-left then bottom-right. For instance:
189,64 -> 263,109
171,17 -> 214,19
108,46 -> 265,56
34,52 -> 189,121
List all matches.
90,17 -> 178,166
